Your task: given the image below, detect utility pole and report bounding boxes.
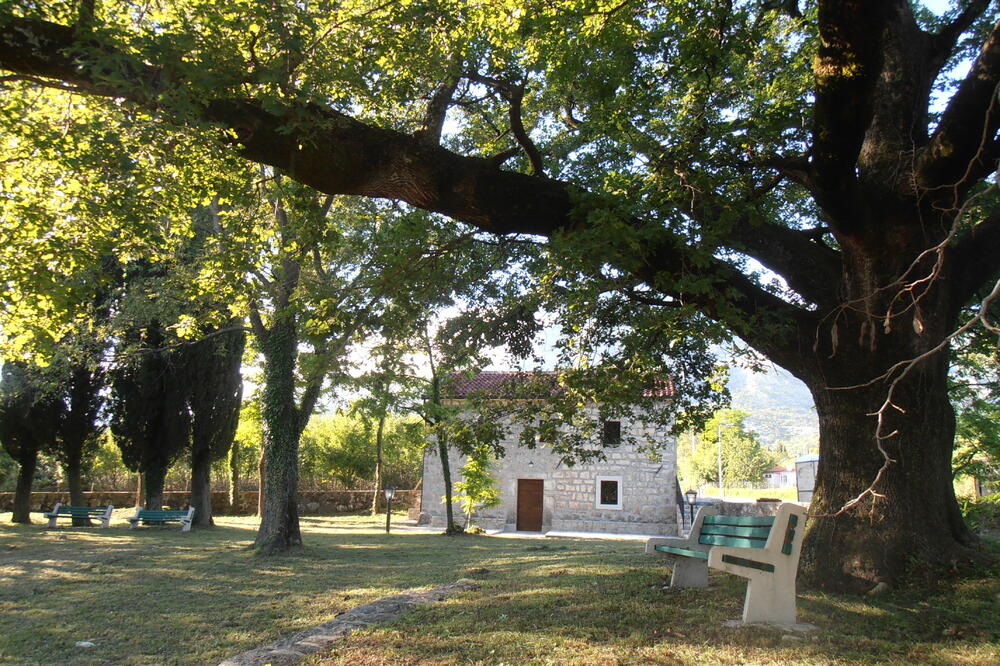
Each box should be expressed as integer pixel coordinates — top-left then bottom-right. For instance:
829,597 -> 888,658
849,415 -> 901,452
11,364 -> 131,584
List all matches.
717,422 -> 725,500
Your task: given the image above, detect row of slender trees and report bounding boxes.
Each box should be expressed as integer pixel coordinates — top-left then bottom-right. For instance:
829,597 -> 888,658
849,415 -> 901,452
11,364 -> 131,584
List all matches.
0,321 -> 244,527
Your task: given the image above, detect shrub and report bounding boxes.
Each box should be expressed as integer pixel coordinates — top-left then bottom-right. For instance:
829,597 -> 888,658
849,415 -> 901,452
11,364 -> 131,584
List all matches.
959,492 -> 1000,533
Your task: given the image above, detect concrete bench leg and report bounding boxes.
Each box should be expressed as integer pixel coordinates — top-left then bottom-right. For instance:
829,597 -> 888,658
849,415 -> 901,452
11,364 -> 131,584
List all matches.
742,577 -> 796,625
670,558 -> 709,588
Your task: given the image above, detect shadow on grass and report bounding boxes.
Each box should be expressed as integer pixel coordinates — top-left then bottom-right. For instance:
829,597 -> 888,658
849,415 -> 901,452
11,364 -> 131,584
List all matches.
3,515 -> 999,665
306,547 -> 1000,665
0,515 -> 638,664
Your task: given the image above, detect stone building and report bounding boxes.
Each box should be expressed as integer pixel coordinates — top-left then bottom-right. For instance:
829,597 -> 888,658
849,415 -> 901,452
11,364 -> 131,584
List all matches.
420,372 -> 680,536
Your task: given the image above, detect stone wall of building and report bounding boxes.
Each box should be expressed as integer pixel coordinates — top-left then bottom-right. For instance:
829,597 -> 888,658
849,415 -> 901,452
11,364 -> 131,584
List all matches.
422,410 -> 679,536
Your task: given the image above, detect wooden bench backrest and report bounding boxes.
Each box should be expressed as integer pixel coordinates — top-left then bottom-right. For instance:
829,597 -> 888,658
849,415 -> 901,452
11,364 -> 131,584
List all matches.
58,506 -> 110,516
698,514 -> 800,556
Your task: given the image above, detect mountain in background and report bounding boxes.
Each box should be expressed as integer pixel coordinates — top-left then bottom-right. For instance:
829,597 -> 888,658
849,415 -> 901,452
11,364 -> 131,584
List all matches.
726,364 -> 819,459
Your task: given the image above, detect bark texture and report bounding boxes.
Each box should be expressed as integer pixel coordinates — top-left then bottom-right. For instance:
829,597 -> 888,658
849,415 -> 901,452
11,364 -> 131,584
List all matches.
228,441 -> 241,514
144,466 -> 166,512
370,416 -> 385,516
255,314 -> 304,551
12,452 -> 38,524
189,445 -> 214,527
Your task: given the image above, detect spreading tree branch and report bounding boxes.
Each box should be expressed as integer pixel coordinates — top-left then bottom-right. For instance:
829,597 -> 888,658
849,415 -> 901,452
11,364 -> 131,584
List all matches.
918,18 -> 1000,195
466,73 -> 545,176
0,12 -> 819,368
729,216 -> 842,307
810,1 -> 893,229
928,0 -> 993,75
417,75 -> 460,145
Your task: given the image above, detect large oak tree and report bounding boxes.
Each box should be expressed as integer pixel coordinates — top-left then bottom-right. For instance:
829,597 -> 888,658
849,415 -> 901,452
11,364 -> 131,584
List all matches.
2,1 -> 999,591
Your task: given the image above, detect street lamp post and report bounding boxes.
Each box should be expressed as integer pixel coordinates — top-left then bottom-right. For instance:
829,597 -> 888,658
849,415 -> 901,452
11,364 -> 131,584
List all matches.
384,485 -> 396,534
684,488 -> 697,525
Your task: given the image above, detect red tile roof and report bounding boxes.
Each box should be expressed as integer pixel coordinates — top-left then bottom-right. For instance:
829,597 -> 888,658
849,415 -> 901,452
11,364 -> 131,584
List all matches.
444,371 -> 674,398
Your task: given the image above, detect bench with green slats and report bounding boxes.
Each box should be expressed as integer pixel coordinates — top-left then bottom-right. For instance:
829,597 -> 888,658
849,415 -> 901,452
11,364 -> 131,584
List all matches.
654,513 -> 800,572
646,503 -> 808,625
127,507 -> 195,532
44,503 -> 114,528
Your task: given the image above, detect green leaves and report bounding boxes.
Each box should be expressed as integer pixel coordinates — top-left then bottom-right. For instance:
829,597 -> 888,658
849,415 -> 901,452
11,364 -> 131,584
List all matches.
679,408 -> 776,485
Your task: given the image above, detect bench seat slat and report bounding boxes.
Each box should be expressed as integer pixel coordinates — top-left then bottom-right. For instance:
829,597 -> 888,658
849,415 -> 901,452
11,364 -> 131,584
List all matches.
653,545 -> 709,560
699,534 -> 768,549
703,515 -> 775,527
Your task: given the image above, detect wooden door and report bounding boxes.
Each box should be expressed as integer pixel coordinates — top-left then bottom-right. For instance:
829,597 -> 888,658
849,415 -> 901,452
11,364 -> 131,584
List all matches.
516,479 -> 544,531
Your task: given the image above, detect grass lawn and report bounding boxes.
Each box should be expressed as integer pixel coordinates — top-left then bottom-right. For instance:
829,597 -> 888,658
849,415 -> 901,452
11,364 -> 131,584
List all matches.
1,511 -> 998,665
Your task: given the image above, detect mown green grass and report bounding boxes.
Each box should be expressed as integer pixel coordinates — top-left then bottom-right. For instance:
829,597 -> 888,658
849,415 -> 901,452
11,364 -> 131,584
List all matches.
2,510 -> 998,665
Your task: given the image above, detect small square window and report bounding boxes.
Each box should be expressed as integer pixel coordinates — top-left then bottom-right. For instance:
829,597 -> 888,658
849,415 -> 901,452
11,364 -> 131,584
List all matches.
602,420 -> 621,447
595,476 -> 622,510
600,480 -> 618,505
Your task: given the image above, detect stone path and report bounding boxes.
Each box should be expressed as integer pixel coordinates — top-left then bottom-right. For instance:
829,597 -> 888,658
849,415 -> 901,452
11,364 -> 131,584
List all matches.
218,581 -> 480,666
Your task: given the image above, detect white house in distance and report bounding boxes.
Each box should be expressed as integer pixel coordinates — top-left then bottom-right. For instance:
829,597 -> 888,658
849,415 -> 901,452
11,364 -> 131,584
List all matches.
763,465 -> 796,488
420,371 -> 681,536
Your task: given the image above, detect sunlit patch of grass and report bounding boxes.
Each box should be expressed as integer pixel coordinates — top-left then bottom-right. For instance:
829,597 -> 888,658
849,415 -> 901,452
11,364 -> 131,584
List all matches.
2,512 -> 999,664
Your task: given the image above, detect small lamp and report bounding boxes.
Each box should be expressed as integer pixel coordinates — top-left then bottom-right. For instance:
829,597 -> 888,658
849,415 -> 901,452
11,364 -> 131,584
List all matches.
684,488 -> 697,524
384,485 -> 396,534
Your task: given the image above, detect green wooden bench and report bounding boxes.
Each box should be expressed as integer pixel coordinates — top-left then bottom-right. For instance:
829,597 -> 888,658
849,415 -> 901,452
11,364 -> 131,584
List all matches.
646,502 -> 807,625
127,507 -> 195,532
44,503 -> 114,528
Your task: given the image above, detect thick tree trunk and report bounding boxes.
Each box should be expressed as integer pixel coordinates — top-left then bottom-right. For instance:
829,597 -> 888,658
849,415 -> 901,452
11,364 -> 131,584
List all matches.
254,316 -> 303,552
794,249 -> 978,591
800,359 -> 975,592
64,457 -> 89,526
134,472 -> 143,508
11,452 -> 37,524
143,466 -> 166,511
65,457 -> 84,506
370,416 -> 385,516
190,446 -> 214,527
257,447 -> 265,517
228,441 -> 240,514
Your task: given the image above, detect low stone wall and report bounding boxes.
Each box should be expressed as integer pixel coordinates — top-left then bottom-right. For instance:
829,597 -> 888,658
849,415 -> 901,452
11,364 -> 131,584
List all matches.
0,489 -> 419,515
695,498 -> 805,517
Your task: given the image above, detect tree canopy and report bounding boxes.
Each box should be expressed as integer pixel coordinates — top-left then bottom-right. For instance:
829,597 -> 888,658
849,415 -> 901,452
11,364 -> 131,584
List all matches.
1,1 -> 999,591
